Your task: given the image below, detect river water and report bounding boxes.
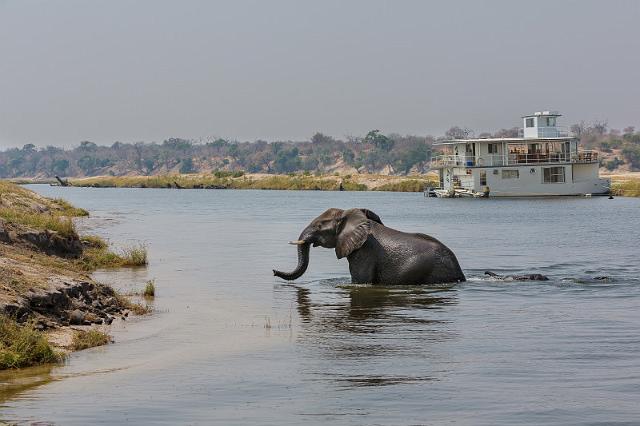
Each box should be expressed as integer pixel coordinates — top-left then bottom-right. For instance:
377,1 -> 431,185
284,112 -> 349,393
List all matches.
1,187 -> 639,425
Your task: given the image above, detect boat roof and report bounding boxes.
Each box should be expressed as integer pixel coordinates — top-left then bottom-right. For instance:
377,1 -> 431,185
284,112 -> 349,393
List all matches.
522,111 -> 562,118
433,136 -> 574,146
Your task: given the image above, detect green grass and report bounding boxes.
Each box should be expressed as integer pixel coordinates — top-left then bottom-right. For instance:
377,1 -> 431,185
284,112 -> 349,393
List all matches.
0,316 -> 63,370
80,234 -> 108,249
341,180 -> 368,191
52,198 -> 89,217
78,243 -> 148,271
0,208 -> 77,237
120,244 -> 148,266
143,280 -> 155,298
71,329 -> 112,351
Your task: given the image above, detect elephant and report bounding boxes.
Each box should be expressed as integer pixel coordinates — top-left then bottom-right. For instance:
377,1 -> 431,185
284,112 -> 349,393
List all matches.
273,208 -> 466,285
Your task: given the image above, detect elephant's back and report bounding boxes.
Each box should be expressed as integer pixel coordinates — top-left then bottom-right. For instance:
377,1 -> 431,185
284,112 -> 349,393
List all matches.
371,225 -> 466,284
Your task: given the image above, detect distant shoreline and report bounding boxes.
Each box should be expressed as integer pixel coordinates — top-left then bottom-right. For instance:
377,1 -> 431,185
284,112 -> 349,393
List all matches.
13,173 -> 440,193
7,171 -> 640,196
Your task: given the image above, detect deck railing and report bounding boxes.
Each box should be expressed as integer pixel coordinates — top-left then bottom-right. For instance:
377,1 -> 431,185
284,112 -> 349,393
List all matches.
518,126 -> 575,138
431,150 -> 598,168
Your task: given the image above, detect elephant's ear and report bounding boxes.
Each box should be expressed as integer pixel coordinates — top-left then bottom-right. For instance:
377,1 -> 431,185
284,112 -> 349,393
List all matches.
335,209 -> 372,259
360,209 -> 383,225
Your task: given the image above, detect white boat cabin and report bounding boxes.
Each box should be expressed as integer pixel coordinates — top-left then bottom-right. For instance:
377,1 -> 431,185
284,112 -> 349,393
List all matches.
430,111 -> 610,197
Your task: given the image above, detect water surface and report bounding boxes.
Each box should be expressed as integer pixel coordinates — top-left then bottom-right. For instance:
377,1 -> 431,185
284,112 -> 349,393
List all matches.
2,188 -> 639,425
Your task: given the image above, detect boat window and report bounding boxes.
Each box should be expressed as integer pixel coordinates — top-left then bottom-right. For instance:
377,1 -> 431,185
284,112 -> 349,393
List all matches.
501,169 -> 519,179
543,166 -> 565,183
488,143 -> 498,154
480,171 -> 487,186
544,117 -> 556,127
526,118 -> 535,128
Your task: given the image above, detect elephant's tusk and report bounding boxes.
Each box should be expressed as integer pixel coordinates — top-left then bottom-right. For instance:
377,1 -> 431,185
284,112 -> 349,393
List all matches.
288,240 -> 306,245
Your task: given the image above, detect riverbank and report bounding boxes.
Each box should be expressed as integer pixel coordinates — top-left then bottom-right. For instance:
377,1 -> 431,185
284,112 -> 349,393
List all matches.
62,172 -> 640,196
10,172 -> 640,196
56,173 -> 440,192
0,181 -> 149,369
607,172 -> 640,197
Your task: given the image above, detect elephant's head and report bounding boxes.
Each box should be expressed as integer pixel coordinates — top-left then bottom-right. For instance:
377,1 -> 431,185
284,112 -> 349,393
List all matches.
273,208 -> 383,280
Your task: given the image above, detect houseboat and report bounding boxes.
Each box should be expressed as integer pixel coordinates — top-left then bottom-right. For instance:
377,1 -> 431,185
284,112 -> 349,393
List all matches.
430,111 -> 610,197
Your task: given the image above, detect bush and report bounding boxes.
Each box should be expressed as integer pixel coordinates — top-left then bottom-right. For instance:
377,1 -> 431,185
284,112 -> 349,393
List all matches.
143,280 -> 155,298
120,244 -> 148,266
71,329 -> 111,351
374,179 -> 437,192
0,315 -> 63,369
79,242 -> 147,270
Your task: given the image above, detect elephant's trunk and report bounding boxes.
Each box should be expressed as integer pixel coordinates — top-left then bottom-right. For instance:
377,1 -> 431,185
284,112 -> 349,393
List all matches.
273,228 -> 312,280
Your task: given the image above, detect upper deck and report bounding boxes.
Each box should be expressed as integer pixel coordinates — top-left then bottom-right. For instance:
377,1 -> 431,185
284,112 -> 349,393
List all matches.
431,147 -> 599,168
430,111 -> 598,169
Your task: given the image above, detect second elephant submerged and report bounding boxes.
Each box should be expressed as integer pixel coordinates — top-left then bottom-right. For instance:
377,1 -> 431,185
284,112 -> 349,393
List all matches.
273,208 -> 466,285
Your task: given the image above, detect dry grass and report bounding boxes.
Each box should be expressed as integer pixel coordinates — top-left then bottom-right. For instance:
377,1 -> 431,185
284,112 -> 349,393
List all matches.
0,181 -> 89,217
611,176 -> 640,197
0,315 -> 63,370
69,173 -> 437,192
0,208 -> 77,237
0,180 -> 89,238
113,292 -> 152,315
71,329 -> 112,351
52,198 -> 89,217
373,178 -> 439,192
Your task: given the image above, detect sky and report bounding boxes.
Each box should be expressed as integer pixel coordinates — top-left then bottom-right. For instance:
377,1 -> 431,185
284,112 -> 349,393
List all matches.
0,0 -> 639,148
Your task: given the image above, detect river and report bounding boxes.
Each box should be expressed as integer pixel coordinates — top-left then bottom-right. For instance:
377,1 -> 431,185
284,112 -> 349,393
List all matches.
1,187 -> 639,425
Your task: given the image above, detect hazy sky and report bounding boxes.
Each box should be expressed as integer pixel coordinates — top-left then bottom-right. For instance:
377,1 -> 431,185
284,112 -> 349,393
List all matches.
1,0 -> 639,148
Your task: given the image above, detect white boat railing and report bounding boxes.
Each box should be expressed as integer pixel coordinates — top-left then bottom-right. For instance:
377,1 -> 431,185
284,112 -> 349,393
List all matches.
517,126 -> 575,138
431,150 -> 598,168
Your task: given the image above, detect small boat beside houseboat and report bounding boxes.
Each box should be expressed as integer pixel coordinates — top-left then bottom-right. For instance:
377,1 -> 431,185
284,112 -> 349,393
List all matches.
430,111 -> 610,197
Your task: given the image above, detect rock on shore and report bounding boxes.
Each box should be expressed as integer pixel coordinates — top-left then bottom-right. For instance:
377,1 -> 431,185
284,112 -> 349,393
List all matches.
1,278 -> 127,330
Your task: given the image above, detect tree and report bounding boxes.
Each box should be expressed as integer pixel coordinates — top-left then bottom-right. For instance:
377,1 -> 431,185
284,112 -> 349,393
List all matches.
311,132 -> 335,145
179,158 -> 195,174
592,120 -> 608,136
77,156 -> 97,174
364,130 -> 395,151
52,159 -> 69,175
273,147 -> 301,173
445,126 -> 473,139
79,141 -> 97,151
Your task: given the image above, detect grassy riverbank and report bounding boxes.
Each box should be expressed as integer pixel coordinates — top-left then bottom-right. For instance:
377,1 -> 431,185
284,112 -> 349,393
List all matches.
12,172 -> 640,196
609,174 -> 640,197
65,172 -> 440,192
0,181 -> 150,370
